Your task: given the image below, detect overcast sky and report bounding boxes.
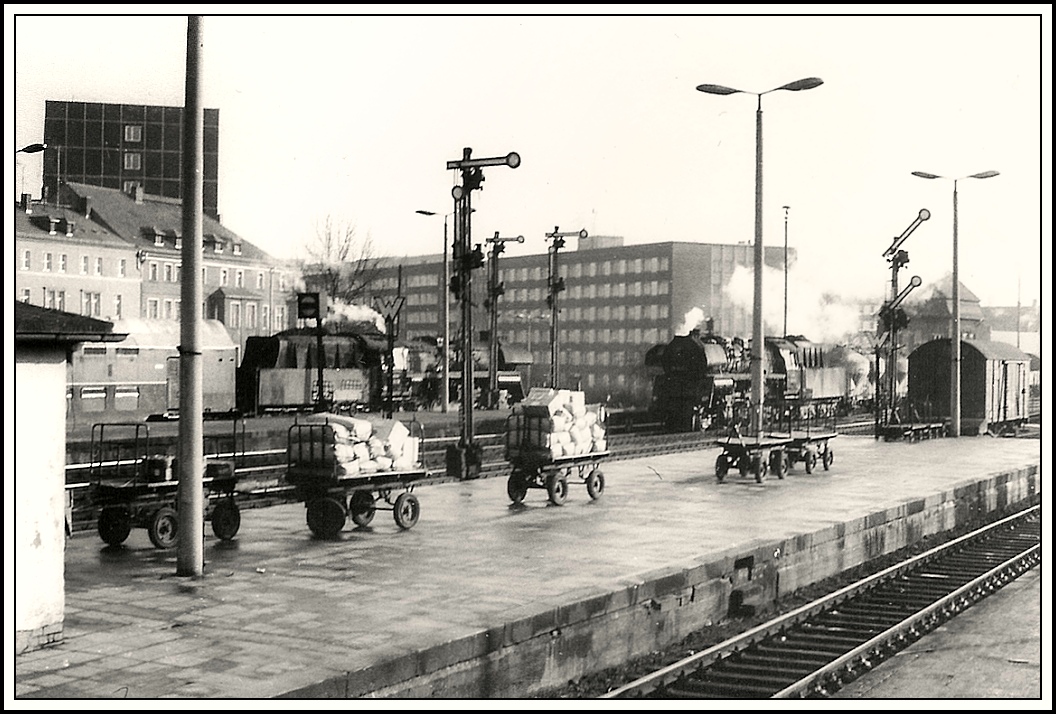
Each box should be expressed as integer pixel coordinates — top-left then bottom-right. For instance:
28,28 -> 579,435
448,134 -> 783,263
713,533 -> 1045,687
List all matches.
7,8 -> 1051,310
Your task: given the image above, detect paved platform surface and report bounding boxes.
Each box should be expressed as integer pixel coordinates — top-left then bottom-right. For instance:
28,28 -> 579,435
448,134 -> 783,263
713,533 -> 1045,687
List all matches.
12,435 -> 1043,700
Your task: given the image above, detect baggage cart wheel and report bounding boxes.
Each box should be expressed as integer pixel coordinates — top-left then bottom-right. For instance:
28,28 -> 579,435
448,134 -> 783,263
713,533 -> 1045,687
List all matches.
804,450 -> 817,474
546,472 -> 569,506
393,492 -> 420,530
210,498 -> 241,541
752,455 -> 765,484
823,448 -> 834,471
586,469 -> 605,500
715,454 -> 729,483
769,451 -> 787,480
507,475 -> 528,504
148,507 -> 179,550
349,491 -> 377,527
306,497 -> 346,539
98,506 -> 132,546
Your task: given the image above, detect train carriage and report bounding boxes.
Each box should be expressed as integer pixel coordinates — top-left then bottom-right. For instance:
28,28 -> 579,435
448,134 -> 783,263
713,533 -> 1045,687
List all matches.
907,338 -> 1031,436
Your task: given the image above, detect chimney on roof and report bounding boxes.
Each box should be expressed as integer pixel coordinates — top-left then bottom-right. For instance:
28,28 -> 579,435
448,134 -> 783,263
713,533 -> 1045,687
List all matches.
20,193 -> 32,214
134,185 -> 145,204
81,195 -> 92,219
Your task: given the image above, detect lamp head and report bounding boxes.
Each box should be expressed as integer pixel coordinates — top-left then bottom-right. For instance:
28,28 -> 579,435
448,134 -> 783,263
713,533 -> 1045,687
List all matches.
18,143 -> 47,154
696,83 -> 740,95
969,170 -> 1000,180
776,77 -> 824,92
416,210 -> 436,216
912,171 -> 942,180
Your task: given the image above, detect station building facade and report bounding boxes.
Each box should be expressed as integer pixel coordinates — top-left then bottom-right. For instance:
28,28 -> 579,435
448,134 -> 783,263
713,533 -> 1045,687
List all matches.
14,182 -> 297,360
362,236 -> 792,407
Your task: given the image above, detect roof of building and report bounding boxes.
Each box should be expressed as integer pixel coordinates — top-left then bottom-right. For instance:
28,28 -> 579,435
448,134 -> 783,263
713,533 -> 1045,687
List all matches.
14,301 -> 126,344
908,275 -> 985,321
62,182 -> 275,263
14,200 -> 132,249
106,318 -> 234,350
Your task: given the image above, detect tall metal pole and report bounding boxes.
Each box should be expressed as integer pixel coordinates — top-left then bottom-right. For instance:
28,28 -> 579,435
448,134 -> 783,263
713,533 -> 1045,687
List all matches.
751,95 -> 765,439
549,239 -> 560,389
782,205 -> 789,337
442,217 -> 450,413
485,232 -> 523,408
951,180 -> 960,438
177,15 -> 204,577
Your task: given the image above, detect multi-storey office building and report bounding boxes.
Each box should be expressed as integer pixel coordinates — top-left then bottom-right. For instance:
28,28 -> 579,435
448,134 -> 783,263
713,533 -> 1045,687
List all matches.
42,100 -> 220,220
363,236 -> 791,407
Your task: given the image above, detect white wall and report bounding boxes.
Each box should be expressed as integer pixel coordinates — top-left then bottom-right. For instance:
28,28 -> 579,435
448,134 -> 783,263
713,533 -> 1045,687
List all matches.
15,346 -> 67,653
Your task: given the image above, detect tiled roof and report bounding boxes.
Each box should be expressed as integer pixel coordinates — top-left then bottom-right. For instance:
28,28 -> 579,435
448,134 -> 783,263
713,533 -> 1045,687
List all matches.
13,202 -> 133,249
15,301 -> 126,343
62,182 -> 275,263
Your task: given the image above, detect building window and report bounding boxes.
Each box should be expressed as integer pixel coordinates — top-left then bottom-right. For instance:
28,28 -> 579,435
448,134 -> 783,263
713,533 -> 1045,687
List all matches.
124,152 -> 142,170
124,124 -> 143,142
164,300 -> 173,320
115,294 -> 123,318
220,269 -> 229,286
80,387 -> 107,413
114,387 -> 140,411
279,274 -> 287,291
175,300 -> 181,320
236,270 -> 244,288
262,305 -> 270,330
82,255 -> 90,274
276,305 -> 286,330
59,254 -> 68,273
231,302 -> 241,327
123,180 -> 138,194
148,298 -> 159,319
95,257 -> 103,276
233,243 -> 242,256
119,258 -> 127,277
22,250 -> 31,270
56,291 -> 67,311
20,288 -> 31,303
149,262 -> 159,281
257,272 -> 265,290
164,263 -> 173,282
247,302 -> 257,328
44,252 -> 53,272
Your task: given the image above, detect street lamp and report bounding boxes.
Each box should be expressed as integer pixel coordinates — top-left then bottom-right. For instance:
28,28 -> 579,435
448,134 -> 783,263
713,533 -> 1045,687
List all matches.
17,143 -> 47,201
416,209 -> 453,413
911,169 -> 999,437
697,77 -> 823,438
782,205 -> 790,337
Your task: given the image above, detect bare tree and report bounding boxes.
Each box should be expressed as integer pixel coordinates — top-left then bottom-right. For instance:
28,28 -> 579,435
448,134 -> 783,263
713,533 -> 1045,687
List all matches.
301,215 -> 382,307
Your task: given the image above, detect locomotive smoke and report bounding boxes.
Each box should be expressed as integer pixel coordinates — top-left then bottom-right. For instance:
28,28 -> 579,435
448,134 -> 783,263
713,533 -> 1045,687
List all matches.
328,299 -> 386,333
723,263 -> 880,344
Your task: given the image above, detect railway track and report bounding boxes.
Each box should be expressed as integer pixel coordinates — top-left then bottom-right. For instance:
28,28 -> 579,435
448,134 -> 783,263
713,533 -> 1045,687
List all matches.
600,505 -> 1041,700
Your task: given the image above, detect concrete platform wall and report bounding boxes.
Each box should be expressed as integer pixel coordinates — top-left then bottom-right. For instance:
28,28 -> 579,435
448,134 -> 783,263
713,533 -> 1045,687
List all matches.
286,464 -> 1040,698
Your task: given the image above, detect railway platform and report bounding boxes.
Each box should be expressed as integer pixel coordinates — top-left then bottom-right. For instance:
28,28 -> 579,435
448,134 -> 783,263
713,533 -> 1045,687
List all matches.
13,434 -> 1043,700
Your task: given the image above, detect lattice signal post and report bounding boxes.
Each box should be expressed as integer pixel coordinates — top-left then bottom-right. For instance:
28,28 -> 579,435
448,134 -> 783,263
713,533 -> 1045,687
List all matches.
545,227 -> 587,390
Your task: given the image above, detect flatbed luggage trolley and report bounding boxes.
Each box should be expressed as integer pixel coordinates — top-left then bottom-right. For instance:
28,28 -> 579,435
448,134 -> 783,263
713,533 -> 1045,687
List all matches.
87,421 -> 243,549
775,429 -> 836,474
714,427 -> 793,484
285,416 -> 427,539
503,398 -> 610,506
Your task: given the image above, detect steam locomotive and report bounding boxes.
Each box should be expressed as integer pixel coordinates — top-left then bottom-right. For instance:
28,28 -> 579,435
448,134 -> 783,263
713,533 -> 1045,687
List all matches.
647,326 -> 866,433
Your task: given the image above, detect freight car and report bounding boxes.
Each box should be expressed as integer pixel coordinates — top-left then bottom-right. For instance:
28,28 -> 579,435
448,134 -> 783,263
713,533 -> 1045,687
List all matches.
907,338 -> 1032,436
647,327 -> 857,433
67,318 -> 238,429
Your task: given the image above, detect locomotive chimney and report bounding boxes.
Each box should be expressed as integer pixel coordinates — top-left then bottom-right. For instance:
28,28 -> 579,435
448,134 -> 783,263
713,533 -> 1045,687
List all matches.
705,317 -> 715,335
689,328 -> 701,339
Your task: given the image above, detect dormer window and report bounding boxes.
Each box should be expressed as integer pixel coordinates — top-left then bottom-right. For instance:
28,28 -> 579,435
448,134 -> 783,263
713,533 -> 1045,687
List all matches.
214,241 -> 223,254
175,237 -> 182,249
233,243 -> 242,256
154,234 -> 164,247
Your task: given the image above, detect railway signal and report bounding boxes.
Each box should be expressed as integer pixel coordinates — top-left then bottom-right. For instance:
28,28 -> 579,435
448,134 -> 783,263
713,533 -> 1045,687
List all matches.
484,232 -> 525,409
877,209 -> 929,437
444,147 -> 520,480
545,227 -> 587,389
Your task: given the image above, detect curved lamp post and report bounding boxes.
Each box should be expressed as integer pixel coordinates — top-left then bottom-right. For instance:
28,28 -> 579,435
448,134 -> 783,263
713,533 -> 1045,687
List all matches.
911,169 -> 999,437
416,209 -> 453,413
696,77 -> 823,437
17,143 -> 47,201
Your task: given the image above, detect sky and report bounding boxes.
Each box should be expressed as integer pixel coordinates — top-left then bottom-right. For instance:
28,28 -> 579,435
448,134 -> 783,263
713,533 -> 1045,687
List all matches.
6,7 -> 1052,312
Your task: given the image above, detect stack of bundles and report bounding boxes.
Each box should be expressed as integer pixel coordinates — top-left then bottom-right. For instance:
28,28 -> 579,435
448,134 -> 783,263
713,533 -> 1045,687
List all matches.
289,413 -> 420,479
505,388 -> 608,461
